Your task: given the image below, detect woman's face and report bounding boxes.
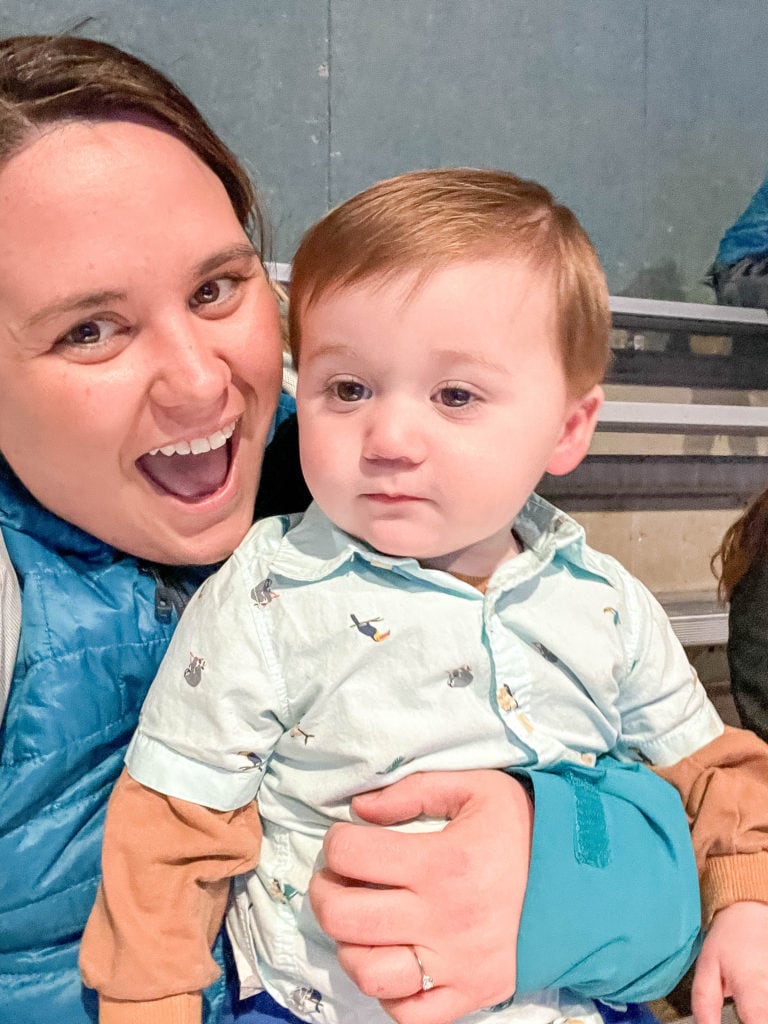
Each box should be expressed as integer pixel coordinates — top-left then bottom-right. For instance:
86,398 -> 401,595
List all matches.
0,120 -> 282,564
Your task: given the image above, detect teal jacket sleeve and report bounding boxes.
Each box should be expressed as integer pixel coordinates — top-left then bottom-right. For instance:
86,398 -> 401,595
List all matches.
513,758 -> 701,1003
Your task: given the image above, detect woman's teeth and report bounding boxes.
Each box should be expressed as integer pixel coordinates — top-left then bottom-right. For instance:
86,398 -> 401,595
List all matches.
148,421 -> 236,458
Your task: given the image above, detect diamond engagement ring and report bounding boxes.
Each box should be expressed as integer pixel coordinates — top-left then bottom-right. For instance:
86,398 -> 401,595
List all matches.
411,947 -> 435,992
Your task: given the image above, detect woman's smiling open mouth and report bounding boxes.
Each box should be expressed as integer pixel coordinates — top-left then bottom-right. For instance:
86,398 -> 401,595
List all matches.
137,420 -> 237,501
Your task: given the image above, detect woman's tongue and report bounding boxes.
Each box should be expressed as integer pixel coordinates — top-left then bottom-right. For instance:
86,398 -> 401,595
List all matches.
138,446 -> 229,500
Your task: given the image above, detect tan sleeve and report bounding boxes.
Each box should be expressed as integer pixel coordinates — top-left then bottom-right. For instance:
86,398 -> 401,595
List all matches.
98,993 -> 202,1024
654,725 -> 768,925
80,769 -> 262,1020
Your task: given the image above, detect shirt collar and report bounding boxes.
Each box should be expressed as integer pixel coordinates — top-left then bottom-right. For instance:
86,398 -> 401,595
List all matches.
487,492 -> 585,591
268,494 -> 585,590
267,501 -> 422,582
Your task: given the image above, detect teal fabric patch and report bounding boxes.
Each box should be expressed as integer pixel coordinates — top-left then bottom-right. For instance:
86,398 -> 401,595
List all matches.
568,767 -> 611,867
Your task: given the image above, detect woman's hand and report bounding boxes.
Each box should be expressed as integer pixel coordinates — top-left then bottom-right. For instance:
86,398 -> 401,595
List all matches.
309,769 -> 533,1024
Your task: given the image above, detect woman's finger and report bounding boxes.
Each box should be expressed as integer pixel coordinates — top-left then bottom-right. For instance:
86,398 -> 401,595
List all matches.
335,945 -> 472,1024
334,943 -> 433,1001
321,818 -> 438,888
309,866 -> 424,946
350,769 -> 482,826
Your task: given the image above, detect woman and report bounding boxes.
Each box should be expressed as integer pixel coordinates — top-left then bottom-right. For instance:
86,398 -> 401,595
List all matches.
0,34 -> 699,1024
717,492 -> 768,742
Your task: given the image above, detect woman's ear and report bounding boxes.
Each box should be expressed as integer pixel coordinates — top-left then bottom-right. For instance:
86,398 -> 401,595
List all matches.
545,385 -> 603,477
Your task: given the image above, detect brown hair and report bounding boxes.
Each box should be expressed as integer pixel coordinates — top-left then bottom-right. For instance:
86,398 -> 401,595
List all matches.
713,490 -> 768,601
0,34 -> 267,252
289,167 -> 610,395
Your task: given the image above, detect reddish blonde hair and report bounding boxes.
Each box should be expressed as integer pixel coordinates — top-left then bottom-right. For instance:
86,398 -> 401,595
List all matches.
289,167 -> 610,396
714,490 -> 768,601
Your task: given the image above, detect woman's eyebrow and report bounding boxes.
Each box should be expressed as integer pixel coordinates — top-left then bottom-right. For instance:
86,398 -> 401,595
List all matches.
21,245 -> 259,331
23,289 -> 126,330
194,243 -> 259,279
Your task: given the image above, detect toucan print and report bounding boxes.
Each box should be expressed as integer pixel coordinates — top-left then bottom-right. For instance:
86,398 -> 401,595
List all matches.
349,613 -> 391,642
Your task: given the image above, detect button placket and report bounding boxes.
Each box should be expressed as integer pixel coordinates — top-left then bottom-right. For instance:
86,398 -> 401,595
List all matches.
484,598 -> 537,750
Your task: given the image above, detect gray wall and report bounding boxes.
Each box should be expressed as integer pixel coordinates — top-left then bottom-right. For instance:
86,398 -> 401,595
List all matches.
3,1 -> 767,301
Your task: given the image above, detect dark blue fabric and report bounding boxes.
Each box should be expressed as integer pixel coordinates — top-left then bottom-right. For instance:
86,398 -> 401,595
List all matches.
221,931 -> 302,1023
227,993 -> 303,1024
268,390 -> 298,443
598,1002 -> 660,1023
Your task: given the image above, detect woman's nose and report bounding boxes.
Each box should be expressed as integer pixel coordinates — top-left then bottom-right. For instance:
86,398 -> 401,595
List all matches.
147,319 -> 231,412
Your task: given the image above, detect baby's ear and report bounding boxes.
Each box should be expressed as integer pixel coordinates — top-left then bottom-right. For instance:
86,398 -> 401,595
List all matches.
545,385 -> 603,476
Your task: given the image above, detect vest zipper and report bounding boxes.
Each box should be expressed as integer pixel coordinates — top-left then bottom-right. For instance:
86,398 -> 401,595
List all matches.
138,564 -> 190,624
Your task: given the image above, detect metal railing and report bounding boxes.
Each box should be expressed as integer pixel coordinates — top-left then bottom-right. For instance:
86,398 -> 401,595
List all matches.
568,295 -> 768,645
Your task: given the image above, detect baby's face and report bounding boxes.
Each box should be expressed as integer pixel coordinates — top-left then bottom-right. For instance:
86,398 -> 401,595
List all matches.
295,257 -> 602,577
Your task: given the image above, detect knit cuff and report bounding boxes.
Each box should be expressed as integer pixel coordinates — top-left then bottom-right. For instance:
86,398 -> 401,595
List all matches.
701,850 -> 768,927
99,992 -> 202,1024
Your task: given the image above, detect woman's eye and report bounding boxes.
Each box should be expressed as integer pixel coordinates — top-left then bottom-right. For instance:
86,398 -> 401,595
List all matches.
190,276 -> 237,309
436,386 -> 473,407
58,319 -> 119,348
332,380 -> 372,402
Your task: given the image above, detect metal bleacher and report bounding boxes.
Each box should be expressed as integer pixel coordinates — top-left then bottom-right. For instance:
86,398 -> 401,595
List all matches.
539,295 -> 768,647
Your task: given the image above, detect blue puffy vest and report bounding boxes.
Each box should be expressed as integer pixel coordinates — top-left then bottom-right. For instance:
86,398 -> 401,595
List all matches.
0,460 -> 225,1023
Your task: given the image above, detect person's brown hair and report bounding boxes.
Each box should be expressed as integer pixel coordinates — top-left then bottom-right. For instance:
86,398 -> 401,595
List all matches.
0,34 -> 267,252
713,490 -> 768,601
289,167 -> 610,396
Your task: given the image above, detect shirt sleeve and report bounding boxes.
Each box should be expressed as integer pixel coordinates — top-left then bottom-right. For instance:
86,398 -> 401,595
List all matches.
654,725 -> 768,925
612,569 -> 724,766
514,758 -> 701,1003
97,994 -> 201,1024
80,769 -> 262,1015
126,544 -> 289,811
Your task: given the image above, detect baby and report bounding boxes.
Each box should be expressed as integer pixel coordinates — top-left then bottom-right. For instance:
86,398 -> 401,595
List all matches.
82,168 -> 768,1024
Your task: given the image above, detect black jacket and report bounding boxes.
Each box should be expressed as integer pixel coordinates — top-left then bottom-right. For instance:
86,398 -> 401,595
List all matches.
727,549 -> 768,742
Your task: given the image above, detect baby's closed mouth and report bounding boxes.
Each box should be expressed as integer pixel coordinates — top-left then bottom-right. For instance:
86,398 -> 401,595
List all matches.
364,493 -> 424,503
137,420 -> 237,500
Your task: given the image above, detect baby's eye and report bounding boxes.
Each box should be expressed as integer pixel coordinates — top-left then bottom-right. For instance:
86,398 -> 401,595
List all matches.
435,386 -> 473,407
58,318 -> 120,348
332,380 -> 372,402
190,276 -> 238,309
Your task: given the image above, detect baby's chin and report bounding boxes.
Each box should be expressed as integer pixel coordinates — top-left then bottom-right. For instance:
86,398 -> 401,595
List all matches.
329,508 -> 456,564
360,533 -> 450,565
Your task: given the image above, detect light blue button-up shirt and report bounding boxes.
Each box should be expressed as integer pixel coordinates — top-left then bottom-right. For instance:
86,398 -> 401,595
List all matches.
128,494 -> 721,1023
